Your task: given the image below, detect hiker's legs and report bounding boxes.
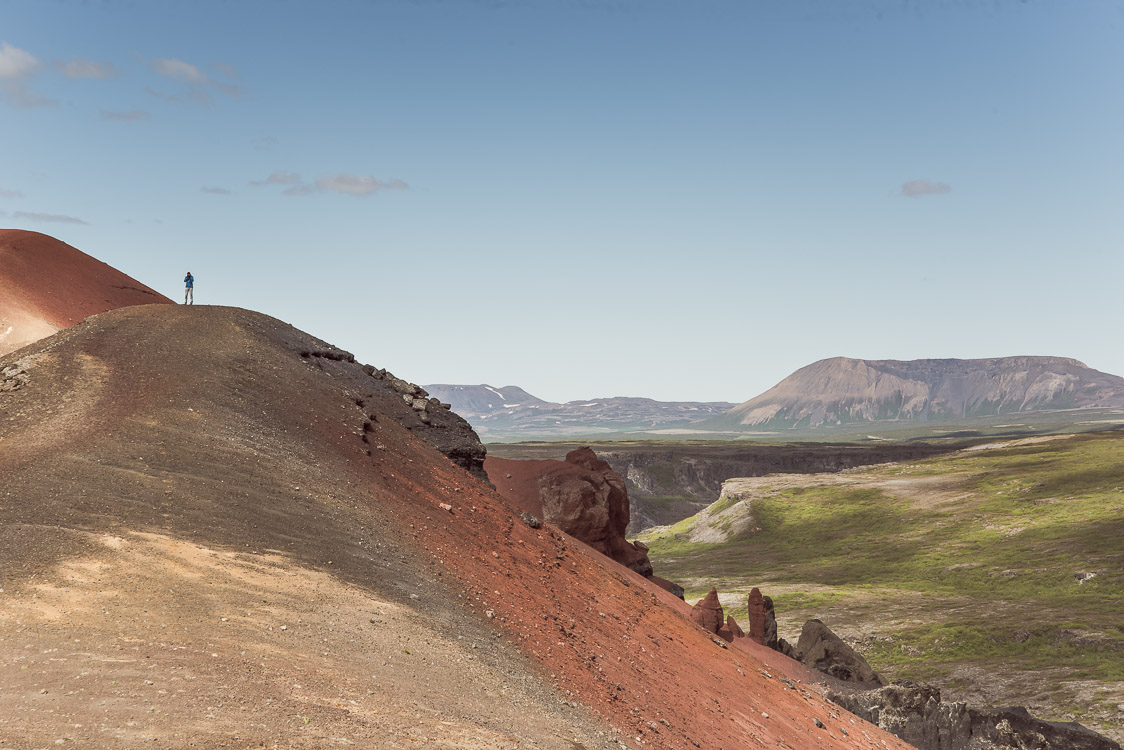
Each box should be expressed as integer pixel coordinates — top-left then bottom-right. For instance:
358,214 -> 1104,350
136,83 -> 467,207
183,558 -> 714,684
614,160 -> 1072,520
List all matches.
185,288 -> 193,305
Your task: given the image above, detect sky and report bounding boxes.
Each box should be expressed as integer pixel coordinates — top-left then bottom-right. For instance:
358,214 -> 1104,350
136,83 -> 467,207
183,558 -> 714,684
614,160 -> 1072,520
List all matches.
2,0 -> 1122,403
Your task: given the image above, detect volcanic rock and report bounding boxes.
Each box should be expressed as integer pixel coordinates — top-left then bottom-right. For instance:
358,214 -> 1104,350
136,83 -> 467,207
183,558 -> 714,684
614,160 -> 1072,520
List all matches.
747,587 -> 768,644
485,448 -> 653,576
726,615 -> 745,639
828,681 -> 971,750
970,706 -> 1121,750
830,682 -> 1122,750
689,588 -> 724,634
795,619 -> 886,686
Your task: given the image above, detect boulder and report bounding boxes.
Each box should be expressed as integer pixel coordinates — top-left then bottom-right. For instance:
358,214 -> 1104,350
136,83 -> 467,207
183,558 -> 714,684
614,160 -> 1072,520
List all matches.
484,448 -> 653,576
795,619 -> 885,686
828,681 -> 971,750
689,588 -> 724,634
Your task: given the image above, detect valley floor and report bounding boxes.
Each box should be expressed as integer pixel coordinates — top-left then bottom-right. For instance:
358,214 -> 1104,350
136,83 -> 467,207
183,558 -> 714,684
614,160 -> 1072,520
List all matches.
639,430 -> 1124,743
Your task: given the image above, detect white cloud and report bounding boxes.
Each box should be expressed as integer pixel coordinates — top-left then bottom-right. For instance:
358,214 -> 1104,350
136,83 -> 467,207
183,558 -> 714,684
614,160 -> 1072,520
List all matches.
315,174 -> 409,195
150,58 -> 208,84
101,109 -> 150,121
0,187 -> 24,199
250,170 -> 303,187
901,179 -> 951,198
201,186 -> 232,195
12,210 -> 88,225
57,59 -> 115,79
0,42 -> 41,80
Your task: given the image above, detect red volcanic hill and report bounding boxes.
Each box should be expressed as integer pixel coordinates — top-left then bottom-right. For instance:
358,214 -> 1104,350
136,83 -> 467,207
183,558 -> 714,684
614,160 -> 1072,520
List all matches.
0,229 -> 171,356
0,304 -> 914,749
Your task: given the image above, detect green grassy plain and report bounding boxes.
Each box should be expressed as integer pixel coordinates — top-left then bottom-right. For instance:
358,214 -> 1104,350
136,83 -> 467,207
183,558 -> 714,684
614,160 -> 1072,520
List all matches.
639,430 -> 1124,739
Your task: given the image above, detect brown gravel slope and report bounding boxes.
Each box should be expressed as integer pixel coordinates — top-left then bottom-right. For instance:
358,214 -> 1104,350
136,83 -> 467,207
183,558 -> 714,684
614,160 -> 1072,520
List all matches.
0,229 -> 172,357
0,304 -> 915,750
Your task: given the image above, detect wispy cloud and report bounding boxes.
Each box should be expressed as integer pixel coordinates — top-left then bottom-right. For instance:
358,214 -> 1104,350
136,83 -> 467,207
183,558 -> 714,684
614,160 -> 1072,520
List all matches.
0,42 -> 41,80
901,179 -> 951,198
282,184 -> 317,197
2,82 -> 55,108
57,59 -> 116,79
212,62 -> 239,80
12,210 -> 88,225
146,57 -> 244,103
145,87 -> 178,103
150,58 -> 208,84
0,187 -> 24,199
315,174 -> 409,196
201,186 -> 232,195
250,170 -> 303,187
101,108 -> 150,121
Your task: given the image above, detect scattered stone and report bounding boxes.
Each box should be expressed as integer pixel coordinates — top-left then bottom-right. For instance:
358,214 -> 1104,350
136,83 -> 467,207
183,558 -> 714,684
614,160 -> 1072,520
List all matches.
439,503 -> 453,512
813,718 -> 824,729
520,511 -> 541,529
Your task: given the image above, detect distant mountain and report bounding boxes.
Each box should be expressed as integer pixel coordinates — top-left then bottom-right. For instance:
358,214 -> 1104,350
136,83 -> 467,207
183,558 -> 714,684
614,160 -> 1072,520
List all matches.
706,356 -> 1124,430
424,383 -> 736,440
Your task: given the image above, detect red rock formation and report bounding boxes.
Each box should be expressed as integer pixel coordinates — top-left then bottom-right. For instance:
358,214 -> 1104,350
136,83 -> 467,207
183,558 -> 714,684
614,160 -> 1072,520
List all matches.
690,588 -> 724,634
747,587 -> 768,645
726,615 -> 745,639
486,448 -> 652,576
0,229 -> 172,356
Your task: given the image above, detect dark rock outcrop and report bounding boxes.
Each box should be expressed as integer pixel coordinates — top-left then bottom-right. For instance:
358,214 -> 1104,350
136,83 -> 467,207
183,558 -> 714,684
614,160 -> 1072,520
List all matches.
829,681 -> 971,750
291,346 -> 490,484
829,682 -> 1122,750
484,448 -> 653,576
795,619 -> 886,686
970,706 -> 1121,750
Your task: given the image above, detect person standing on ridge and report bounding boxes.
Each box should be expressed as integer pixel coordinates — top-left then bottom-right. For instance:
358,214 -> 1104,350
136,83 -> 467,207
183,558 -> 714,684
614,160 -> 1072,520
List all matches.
184,272 -> 194,305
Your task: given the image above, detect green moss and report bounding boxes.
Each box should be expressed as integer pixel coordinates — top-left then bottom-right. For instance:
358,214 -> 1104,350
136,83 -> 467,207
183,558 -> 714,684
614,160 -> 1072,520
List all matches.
644,430 -> 1124,708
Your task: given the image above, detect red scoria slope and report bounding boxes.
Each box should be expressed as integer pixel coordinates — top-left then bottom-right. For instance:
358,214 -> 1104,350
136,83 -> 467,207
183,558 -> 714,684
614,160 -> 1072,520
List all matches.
0,229 -> 172,356
0,304 -> 914,749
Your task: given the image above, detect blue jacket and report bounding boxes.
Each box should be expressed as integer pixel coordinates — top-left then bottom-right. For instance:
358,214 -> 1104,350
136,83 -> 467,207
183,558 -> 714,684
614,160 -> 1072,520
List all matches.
184,274 -> 194,288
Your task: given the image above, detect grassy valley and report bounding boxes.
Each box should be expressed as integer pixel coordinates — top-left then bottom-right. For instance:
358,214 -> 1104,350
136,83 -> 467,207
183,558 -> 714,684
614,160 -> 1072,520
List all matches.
638,430 -> 1124,741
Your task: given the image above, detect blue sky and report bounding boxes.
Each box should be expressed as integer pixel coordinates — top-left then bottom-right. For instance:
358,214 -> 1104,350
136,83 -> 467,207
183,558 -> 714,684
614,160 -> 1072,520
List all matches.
2,0 -> 1122,403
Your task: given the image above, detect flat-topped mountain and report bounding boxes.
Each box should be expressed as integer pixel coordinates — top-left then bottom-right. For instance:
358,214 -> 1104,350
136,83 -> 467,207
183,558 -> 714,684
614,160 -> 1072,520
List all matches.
709,356 -> 1124,430
0,229 -> 172,356
425,383 -> 735,441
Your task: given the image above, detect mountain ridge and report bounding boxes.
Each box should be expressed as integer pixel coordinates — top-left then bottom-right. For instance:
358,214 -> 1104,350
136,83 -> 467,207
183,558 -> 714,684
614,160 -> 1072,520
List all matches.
706,355 -> 1124,431
424,383 -> 735,441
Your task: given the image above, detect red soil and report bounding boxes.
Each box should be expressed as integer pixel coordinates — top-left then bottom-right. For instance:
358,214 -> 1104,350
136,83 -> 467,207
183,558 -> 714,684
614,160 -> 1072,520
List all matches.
0,229 -> 171,355
0,304 -> 914,749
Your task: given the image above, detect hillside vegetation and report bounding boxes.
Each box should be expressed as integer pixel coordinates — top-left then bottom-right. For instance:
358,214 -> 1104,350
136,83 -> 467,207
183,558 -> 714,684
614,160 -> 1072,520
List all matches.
639,430 -> 1124,742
